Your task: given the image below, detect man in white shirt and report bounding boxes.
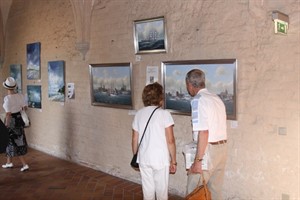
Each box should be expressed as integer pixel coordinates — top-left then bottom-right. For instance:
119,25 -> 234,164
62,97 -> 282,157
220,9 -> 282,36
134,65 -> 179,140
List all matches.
185,69 -> 228,200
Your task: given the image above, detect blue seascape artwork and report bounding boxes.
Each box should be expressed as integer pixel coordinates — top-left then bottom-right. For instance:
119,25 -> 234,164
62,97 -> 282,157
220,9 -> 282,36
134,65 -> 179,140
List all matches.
27,85 -> 42,109
9,64 -> 22,93
48,61 -> 65,102
27,42 -> 41,80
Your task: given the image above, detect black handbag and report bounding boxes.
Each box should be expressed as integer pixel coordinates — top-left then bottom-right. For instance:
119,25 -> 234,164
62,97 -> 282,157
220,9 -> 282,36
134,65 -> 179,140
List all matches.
130,154 -> 139,169
130,107 -> 159,170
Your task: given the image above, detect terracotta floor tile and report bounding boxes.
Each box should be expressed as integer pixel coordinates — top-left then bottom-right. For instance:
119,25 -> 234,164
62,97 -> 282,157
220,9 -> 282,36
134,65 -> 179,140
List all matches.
0,148 -> 183,200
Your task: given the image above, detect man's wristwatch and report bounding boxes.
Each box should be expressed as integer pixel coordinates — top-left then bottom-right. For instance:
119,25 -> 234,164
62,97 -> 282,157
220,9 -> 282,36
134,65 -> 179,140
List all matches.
195,157 -> 203,162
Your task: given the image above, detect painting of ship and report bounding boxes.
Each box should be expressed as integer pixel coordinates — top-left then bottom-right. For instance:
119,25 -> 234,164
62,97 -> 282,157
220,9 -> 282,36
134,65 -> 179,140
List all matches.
89,63 -> 133,109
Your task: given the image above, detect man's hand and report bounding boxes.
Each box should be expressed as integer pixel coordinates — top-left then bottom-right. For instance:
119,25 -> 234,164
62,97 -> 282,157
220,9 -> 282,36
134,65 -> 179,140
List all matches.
188,161 -> 202,174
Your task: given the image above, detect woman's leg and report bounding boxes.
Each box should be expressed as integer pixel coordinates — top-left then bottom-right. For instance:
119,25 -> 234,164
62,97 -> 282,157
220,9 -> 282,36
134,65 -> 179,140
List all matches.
153,166 -> 169,200
140,165 -> 155,200
19,155 -> 27,166
19,155 -> 29,171
2,156 -> 13,168
7,156 -> 12,164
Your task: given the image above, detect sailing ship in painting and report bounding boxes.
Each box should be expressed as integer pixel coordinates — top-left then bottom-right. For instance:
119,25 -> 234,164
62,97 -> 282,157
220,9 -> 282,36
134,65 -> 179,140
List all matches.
93,82 -> 132,106
135,17 -> 165,52
139,30 -> 165,51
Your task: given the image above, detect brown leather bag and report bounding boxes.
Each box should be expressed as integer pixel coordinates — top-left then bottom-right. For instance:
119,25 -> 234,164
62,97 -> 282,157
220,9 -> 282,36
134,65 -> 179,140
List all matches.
185,174 -> 211,200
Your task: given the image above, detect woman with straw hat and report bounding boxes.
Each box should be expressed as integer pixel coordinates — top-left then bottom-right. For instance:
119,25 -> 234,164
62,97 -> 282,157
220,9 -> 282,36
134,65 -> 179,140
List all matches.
2,77 -> 29,172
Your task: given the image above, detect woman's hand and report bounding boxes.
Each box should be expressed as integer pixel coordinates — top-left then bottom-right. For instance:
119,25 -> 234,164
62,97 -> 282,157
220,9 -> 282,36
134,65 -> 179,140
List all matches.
169,162 -> 177,174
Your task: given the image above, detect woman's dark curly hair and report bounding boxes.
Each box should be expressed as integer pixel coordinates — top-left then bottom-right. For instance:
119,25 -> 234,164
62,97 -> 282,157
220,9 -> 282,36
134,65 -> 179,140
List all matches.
142,82 -> 163,106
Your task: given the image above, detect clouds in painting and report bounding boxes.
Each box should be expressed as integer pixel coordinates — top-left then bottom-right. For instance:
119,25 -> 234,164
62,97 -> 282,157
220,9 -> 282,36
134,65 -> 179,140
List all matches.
92,66 -> 131,91
136,19 -> 164,41
27,42 -> 41,79
27,43 -> 40,70
165,63 -> 235,95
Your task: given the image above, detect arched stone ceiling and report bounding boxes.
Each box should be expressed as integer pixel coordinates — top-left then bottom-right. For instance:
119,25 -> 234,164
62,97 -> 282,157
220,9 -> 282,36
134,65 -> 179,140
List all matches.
0,0 -> 108,62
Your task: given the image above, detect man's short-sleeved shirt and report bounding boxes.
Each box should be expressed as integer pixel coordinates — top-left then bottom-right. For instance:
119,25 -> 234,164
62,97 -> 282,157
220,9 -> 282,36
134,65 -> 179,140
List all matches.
191,88 -> 227,142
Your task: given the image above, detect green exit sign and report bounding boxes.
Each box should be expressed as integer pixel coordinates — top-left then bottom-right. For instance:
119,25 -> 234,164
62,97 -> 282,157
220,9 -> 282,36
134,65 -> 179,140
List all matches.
275,20 -> 288,35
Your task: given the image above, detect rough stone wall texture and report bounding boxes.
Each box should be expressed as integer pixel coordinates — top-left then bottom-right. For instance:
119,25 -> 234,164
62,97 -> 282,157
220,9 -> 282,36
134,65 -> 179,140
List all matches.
0,0 -> 299,199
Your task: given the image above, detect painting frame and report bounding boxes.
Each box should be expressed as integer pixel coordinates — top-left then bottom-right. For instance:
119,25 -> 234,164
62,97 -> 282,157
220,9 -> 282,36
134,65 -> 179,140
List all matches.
161,59 -> 237,120
48,60 -> 65,102
27,85 -> 42,109
26,42 -> 41,80
133,16 -> 167,54
89,63 -> 133,109
9,64 -> 22,93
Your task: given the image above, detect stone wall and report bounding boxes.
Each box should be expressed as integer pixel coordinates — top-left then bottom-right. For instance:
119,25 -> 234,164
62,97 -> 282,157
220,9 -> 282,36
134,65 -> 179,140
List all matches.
1,0 -> 299,199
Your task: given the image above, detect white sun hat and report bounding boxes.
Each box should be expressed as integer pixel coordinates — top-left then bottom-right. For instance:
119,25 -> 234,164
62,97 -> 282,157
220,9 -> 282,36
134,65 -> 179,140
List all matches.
3,77 -> 17,90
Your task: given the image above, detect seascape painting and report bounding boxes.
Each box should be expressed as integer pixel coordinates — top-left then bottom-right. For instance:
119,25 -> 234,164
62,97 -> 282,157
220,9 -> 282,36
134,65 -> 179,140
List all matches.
27,85 -> 42,109
48,61 -> 65,102
9,64 -> 22,93
134,17 -> 167,54
162,59 -> 237,120
27,42 -> 41,80
89,63 -> 133,109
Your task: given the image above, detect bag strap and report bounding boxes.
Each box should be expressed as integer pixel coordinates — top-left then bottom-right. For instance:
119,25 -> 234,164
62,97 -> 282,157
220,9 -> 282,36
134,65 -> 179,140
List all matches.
197,173 -> 209,194
136,106 -> 159,153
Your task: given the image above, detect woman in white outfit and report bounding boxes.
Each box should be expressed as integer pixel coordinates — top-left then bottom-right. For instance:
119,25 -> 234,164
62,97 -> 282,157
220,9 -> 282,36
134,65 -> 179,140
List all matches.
2,77 -> 29,172
132,82 -> 177,200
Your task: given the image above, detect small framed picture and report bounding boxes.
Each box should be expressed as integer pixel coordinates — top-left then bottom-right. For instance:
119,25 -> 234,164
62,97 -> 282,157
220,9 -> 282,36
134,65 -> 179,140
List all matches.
27,85 -> 42,109
9,64 -> 22,93
48,60 -> 65,102
133,16 -> 167,54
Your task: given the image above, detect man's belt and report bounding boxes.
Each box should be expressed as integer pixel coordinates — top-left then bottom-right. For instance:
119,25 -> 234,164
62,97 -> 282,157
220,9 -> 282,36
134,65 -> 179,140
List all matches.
209,140 -> 227,145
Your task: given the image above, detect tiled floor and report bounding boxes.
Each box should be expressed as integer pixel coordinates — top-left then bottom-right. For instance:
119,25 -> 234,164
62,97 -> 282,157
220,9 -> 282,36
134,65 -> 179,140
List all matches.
0,148 -> 183,200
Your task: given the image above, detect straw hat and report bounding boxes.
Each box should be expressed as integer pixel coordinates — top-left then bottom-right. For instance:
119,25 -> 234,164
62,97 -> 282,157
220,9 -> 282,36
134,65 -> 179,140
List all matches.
3,77 -> 17,90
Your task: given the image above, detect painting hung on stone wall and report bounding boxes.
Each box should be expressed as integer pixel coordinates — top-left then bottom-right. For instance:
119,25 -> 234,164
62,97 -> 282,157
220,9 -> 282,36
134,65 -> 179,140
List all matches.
89,63 -> 133,109
26,42 -> 41,80
9,64 -> 22,93
48,60 -> 65,102
161,59 -> 237,120
27,85 -> 42,109
133,16 -> 167,54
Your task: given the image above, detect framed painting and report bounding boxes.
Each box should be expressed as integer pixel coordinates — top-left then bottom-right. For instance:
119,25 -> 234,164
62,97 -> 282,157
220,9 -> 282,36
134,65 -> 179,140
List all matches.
27,85 -> 42,109
133,16 -> 167,54
9,64 -> 22,93
161,59 -> 237,120
48,60 -> 65,102
27,42 -> 41,80
89,63 -> 133,109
